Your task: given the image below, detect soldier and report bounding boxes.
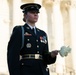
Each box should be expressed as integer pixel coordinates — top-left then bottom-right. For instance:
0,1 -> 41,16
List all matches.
7,3 -> 58,75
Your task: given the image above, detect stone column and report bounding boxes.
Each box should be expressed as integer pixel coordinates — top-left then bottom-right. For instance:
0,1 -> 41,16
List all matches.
34,0 -> 42,4
12,0 -> 22,27
42,0 -> 54,51
60,0 -> 73,74
52,1 -> 65,75
69,0 -> 76,74
0,0 -> 9,74
42,0 -> 65,75
8,0 -> 22,35
42,1 -> 57,75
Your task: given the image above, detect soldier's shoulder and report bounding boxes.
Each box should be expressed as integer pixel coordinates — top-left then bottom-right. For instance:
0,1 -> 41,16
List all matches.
36,28 -> 46,34
13,25 -> 24,31
13,25 -> 22,29
12,25 -> 23,33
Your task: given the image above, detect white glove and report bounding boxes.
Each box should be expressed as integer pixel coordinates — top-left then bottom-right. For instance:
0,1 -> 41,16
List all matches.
59,46 -> 71,57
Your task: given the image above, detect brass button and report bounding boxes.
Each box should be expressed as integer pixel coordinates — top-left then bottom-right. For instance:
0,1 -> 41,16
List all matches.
22,63 -> 24,65
27,39 -> 30,41
37,51 -> 39,53
36,40 -> 38,42
37,45 -> 39,48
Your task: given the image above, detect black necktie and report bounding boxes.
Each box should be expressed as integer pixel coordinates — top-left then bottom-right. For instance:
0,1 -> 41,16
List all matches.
32,28 -> 35,35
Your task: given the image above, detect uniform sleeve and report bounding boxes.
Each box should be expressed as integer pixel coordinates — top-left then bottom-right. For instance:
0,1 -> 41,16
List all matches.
43,33 -> 56,65
7,26 -> 22,75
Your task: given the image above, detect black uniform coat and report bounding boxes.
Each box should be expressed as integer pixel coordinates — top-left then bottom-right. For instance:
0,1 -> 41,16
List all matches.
7,23 -> 56,75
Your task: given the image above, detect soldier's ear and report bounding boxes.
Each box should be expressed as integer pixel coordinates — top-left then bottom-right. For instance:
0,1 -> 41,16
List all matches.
23,14 -> 27,22
24,14 -> 28,18
23,18 -> 26,22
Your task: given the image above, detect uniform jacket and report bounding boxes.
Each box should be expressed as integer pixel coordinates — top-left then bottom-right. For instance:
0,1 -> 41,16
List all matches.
7,23 -> 56,75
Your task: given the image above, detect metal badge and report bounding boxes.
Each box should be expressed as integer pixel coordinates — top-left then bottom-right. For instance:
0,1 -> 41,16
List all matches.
24,32 -> 32,36
26,43 -> 31,48
27,39 -> 30,41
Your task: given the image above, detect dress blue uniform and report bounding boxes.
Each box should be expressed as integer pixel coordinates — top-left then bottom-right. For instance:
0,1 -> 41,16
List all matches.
7,3 -> 57,75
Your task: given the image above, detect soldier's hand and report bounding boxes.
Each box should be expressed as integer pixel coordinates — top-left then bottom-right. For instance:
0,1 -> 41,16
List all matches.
50,50 -> 58,58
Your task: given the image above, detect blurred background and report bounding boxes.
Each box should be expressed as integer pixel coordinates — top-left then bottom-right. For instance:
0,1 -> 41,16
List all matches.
0,0 -> 76,75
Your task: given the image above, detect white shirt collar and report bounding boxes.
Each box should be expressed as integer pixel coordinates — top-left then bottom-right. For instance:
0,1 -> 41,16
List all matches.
27,23 -> 36,29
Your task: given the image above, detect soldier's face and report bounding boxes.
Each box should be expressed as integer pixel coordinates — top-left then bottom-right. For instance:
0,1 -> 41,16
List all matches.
25,11 -> 39,23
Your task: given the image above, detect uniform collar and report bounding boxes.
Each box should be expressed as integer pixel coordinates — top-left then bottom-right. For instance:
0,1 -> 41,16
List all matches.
27,23 -> 36,29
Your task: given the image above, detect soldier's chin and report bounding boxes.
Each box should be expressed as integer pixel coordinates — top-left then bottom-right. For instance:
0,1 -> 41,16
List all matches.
34,20 -> 38,22
32,21 -> 37,23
